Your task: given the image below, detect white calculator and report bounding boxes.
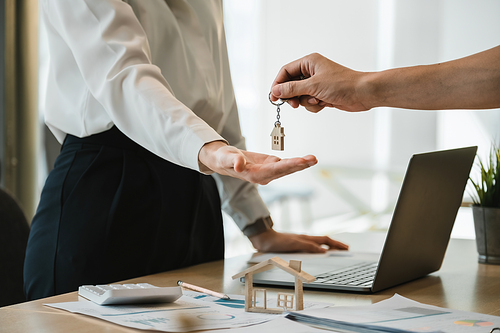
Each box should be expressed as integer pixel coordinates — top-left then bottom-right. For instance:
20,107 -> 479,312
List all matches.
78,283 -> 182,305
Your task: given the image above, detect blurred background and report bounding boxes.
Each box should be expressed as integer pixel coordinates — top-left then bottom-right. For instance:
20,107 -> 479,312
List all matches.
221,0 -> 500,256
1,0 -> 499,259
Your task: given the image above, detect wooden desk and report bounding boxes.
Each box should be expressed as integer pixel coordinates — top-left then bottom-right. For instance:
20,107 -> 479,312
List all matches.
2,232 -> 500,332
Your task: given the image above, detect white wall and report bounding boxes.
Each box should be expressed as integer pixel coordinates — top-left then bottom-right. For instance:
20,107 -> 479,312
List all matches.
437,0 -> 500,161
223,0 -> 500,250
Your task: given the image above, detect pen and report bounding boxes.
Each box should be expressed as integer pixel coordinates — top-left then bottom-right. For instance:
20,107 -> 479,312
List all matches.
177,280 -> 230,300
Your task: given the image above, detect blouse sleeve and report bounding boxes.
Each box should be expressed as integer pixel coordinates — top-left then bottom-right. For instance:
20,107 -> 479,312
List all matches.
210,99 -> 272,234
41,0 -> 225,171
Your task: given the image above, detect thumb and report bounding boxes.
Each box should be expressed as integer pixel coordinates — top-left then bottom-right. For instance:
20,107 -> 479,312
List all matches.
217,146 -> 245,172
232,152 -> 247,173
272,80 -> 309,100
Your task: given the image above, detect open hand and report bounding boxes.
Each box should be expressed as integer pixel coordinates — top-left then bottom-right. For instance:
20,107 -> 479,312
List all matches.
198,141 -> 317,185
249,228 -> 349,253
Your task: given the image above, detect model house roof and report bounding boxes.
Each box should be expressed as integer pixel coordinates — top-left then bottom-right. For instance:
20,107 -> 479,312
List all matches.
270,126 -> 285,137
232,257 -> 315,283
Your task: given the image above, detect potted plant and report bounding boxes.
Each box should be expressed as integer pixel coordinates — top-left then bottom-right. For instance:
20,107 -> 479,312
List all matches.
469,145 -> 500,264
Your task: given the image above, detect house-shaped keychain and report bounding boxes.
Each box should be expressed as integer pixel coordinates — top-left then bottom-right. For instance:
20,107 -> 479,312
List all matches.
270,124 -> 285,151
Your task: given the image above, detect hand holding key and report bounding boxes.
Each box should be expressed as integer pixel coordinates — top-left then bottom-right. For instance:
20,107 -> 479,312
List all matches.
270,53 -> 369,113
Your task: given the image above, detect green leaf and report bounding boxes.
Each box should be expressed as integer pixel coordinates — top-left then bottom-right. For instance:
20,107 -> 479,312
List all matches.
469,144 -> 500,208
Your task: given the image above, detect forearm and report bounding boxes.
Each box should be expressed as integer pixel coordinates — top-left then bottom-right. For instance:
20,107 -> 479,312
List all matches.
364,45 -> 500,110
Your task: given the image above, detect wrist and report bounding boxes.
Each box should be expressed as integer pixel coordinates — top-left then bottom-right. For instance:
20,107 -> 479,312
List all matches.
198,140 -> 228,173
244,216 -> 274,237
248,228 -> 277,252
357,71 -> 383,110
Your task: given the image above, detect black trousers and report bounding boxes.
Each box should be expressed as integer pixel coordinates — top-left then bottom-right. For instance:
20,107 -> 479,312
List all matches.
24,127 -> 224,300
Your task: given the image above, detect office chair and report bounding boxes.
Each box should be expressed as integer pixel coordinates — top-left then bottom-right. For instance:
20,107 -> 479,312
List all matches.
0,187 -> 30,307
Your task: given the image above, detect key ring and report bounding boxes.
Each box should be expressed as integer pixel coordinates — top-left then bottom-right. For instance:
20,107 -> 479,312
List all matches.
269,92 -> 285,106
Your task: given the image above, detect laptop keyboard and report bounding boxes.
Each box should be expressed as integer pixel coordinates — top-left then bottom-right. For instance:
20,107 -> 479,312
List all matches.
313,262 -> 378,287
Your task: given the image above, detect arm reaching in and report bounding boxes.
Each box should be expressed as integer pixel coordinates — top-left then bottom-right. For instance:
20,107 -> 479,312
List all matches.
270,46 -> 500,112
198,141 -> 317,185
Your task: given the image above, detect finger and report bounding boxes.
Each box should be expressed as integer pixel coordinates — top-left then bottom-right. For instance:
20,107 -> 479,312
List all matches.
256,157 -> 317,184
263,155 -> 282,163
299,235 -> 349,250
236,154 -> 317,185
292,239 -> 327,253
272,57 -> 307,86
329,239 -> 350,250
262,237 -> 326,253
270,94 -> 300,108
269,94 -> 279,102
266,235 -> 325,253
246,151 -> 315,170
301,155 -> 318,165
306,97 -> 319,105
272,80 -> 310,100
304,105 -> 325,113
299,95 -> 316,106
286,97 -> 301,108
281,156 -> 318,169
318,101 -> 334,107
299,95 -> 324,113
315,236 -> 349,250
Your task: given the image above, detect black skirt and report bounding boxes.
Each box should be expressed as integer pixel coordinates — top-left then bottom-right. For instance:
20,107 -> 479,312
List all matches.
24,127 -> 224,300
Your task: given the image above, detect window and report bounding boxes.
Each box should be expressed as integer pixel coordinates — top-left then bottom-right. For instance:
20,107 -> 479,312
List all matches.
223,0 -> 500,254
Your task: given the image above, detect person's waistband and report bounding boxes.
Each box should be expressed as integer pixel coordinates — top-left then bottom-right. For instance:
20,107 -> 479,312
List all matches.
63,126 -> 149,154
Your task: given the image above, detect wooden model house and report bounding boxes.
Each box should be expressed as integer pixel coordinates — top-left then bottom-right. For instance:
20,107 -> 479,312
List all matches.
270,124 -> 285,151
232,257 -> 315,314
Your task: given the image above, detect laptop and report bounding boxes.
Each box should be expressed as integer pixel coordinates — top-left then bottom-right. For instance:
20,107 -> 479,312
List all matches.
251,146 -> 477,293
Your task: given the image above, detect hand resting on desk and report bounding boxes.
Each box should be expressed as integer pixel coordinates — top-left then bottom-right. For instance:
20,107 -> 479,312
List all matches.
248,228 -> 349,253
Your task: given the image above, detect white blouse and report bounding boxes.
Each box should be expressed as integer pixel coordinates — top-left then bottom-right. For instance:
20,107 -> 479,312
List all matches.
39,0 -> 270,231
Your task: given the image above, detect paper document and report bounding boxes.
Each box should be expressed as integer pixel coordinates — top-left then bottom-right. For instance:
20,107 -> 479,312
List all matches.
286,294 -> 500,333
182,290 -> 329,311
45,290 -> 329,332
208,317 -> 328,333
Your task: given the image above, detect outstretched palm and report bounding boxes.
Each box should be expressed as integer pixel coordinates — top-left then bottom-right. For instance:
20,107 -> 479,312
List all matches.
212,145 -> 317,185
